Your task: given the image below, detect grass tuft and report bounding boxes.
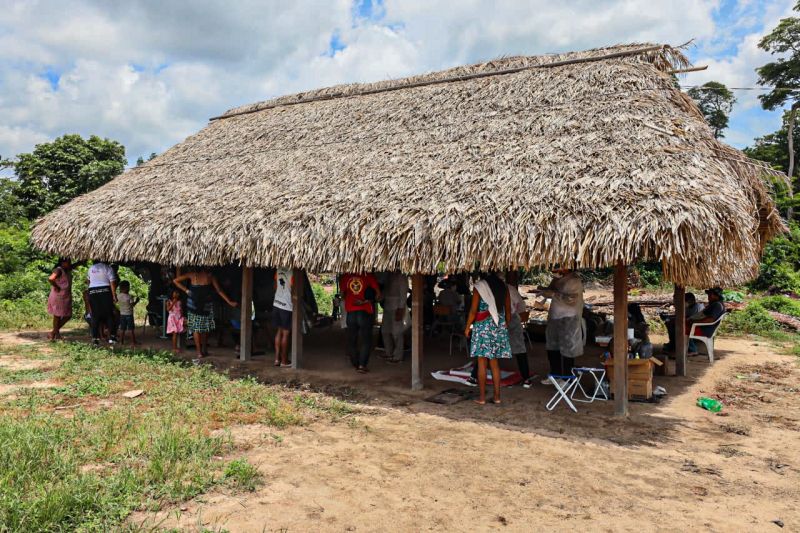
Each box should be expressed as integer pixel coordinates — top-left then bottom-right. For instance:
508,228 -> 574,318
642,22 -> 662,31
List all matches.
223,458 -> 262,492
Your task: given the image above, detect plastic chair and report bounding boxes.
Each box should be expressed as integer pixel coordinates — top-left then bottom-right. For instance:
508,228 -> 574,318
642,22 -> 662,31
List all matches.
431,304 -> 457,336
449,331 -> 468,357
688,312 -> 727,364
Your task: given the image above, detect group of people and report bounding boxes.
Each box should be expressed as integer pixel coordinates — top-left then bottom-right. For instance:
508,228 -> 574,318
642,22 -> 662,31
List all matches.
462,269 -> 584,405
46,258 -> 141,346
47,259 -> 727,400
662,287 -> 726,355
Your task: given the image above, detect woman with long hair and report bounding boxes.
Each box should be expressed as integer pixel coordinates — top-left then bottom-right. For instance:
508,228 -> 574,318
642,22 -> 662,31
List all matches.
464,272 -> 512,405
46,257 -> 76,340
173,267 -> 238,359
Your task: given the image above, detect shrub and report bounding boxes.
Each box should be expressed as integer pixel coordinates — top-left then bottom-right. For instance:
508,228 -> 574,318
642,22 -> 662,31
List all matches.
758,295 -> 800,318
722,290 -> 745,303
721,302 -> 779,336
751,222 -> 800,293
0,297 -> 51,330
312,282 -> 333,316
636,262 -> 663,287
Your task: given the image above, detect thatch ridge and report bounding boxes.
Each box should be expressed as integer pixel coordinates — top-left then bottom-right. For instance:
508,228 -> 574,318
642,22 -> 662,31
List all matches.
217,43 -> 687,120
32,43 -> 785,286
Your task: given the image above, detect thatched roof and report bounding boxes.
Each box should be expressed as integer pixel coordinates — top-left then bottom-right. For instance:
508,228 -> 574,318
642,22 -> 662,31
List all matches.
32,43 -> 785,286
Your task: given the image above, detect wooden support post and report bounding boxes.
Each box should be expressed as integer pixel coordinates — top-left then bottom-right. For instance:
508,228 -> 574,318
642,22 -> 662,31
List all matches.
239,267 -> 253,361
291,269 -> 304,370
613,262 -> 629,417
675,285 -> 687,377
411,274 -> 424,391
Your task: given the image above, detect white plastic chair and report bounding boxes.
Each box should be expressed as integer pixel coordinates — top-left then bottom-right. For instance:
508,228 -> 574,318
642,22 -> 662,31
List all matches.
689,313 -> 727,364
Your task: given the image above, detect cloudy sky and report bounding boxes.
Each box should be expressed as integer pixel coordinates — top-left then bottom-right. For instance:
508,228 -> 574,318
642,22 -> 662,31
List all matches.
0,0 -> 795,165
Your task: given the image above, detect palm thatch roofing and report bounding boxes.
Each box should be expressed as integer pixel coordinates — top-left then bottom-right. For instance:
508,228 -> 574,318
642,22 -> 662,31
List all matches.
32,43 -> 785,286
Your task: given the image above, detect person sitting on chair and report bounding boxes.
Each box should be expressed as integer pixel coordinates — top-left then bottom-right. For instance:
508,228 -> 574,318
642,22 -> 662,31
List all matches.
662,292 -> 703,352
687,287 -> 726,355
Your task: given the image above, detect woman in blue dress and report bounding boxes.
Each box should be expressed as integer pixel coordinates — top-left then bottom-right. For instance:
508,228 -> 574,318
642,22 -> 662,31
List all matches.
464,272 -> 512,405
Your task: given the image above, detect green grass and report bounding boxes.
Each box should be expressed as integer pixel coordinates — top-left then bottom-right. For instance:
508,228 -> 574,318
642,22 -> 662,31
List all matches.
223,458 -> 262,492
0,367 -> 49,384
0,340 -> 354,531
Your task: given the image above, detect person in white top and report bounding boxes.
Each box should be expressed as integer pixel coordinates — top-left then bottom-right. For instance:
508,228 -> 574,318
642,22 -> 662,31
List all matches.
116,280 -> 139,345
272,268 -> 293,367
87,261 -> 118,345
541,268 -> 584,383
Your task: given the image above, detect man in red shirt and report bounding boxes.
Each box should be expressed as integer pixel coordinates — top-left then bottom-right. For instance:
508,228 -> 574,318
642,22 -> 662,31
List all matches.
340,272 -> 382,373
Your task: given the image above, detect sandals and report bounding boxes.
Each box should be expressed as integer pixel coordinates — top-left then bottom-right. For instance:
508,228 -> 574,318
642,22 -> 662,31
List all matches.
474,398 -> 501,406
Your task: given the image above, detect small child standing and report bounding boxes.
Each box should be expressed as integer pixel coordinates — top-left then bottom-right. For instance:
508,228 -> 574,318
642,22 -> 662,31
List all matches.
117,281 -> 139,345
166,290 -> 185,353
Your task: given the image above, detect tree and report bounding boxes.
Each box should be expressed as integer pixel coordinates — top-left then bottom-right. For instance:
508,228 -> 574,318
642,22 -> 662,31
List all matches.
0,178 -> 24,225
9,134 -> 126,219
757,2 -> 800,218
687,81 -> 736,139
744,112 -> 800,213
135,152 -> 158,166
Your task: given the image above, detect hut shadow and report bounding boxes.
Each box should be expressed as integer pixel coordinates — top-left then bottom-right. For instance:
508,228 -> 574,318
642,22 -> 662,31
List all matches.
204,328 -> 731,449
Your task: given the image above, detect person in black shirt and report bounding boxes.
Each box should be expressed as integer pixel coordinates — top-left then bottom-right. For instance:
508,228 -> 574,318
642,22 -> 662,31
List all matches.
687,287 -> 726,355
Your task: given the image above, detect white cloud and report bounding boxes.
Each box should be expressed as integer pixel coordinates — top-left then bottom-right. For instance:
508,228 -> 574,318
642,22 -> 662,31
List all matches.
0,0 -> 789,162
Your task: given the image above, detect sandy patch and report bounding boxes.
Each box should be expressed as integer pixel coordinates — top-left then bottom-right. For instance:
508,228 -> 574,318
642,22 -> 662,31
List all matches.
130,337 -> 800,532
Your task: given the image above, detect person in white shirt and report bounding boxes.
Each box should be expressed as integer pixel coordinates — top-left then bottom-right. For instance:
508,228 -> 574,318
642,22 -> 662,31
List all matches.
541,269 -> 584,383
116,280 -> 139,345
87,261 -> 118,345
381,272 -> 408,363
272,268 -> 293,367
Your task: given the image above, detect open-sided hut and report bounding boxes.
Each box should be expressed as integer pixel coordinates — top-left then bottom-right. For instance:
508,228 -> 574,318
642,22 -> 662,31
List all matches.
32,43 -> 785,415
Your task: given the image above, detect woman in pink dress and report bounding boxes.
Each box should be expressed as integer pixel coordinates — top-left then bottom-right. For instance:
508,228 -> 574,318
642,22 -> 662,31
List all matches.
166,290 -> 186,353
47,258 -> 75,340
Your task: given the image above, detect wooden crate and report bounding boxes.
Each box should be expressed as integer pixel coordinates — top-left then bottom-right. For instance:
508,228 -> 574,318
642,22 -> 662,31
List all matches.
628,379 -> 653,399
604,357 -> 662,400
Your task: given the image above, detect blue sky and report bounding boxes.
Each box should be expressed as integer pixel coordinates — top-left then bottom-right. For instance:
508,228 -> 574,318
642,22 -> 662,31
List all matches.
0,0 -> 795,166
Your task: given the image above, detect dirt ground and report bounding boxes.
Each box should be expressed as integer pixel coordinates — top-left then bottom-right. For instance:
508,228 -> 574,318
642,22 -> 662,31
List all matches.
2,327 -> 799,532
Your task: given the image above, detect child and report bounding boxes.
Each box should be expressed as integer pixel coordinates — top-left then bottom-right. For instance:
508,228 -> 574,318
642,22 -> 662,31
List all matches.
166,290 -> 185,353
116,281 -> 139,345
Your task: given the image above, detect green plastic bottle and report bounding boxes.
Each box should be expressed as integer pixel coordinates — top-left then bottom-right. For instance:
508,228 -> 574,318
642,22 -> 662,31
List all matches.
697,397 -> 723,412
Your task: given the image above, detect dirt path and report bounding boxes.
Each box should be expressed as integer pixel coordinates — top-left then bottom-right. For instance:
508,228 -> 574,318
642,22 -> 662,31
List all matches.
118,336 -> 799,532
